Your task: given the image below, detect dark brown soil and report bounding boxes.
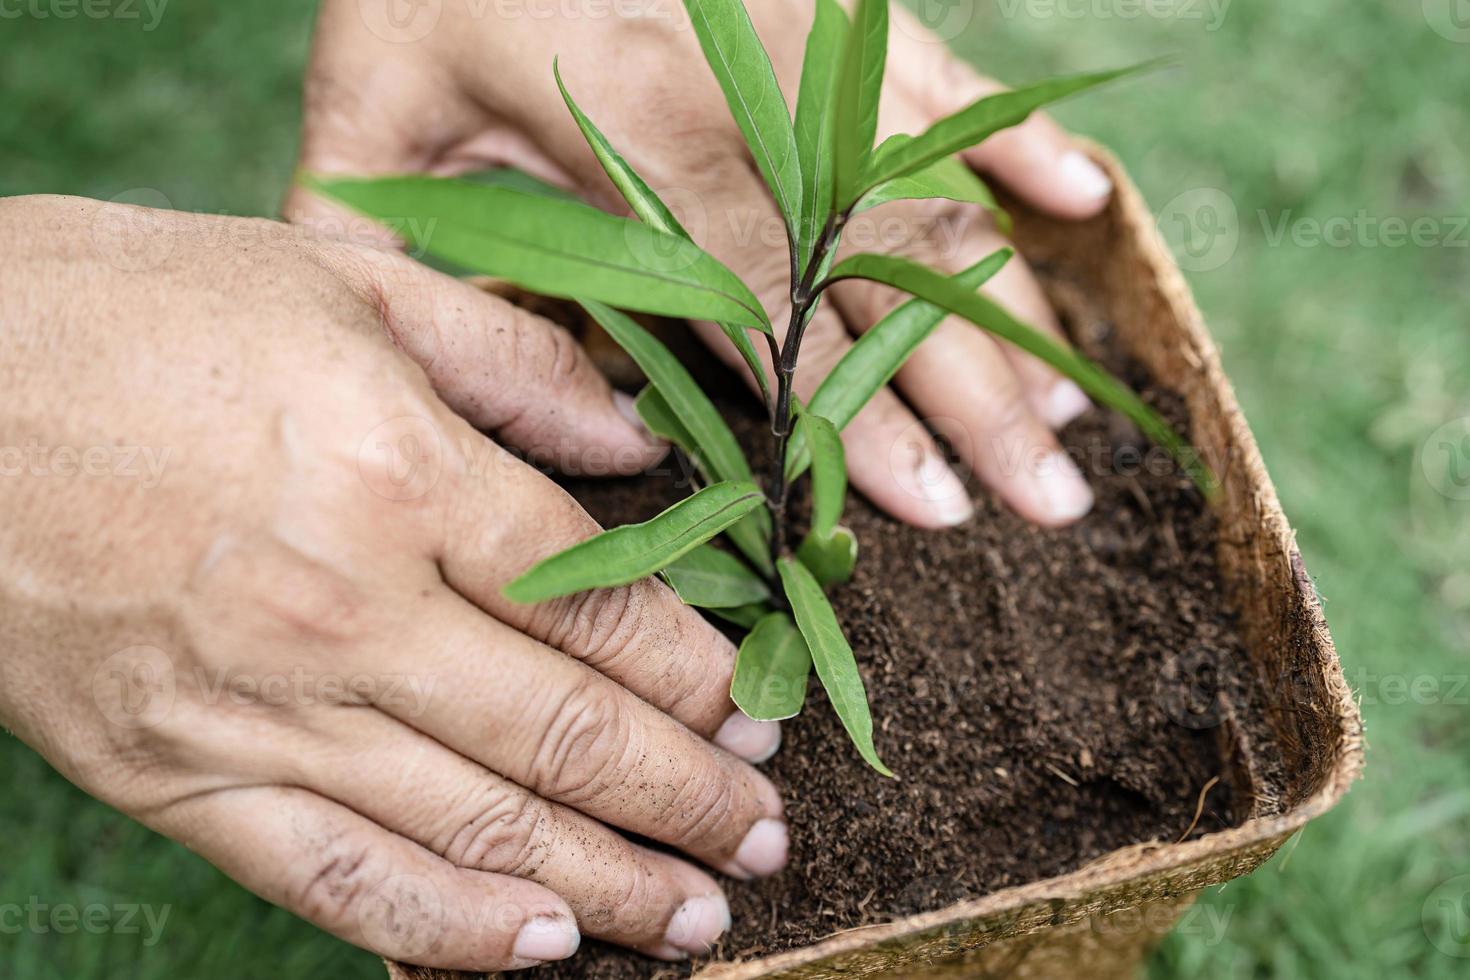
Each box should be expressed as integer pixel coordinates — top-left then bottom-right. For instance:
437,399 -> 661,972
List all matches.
520,320 -> 1261,978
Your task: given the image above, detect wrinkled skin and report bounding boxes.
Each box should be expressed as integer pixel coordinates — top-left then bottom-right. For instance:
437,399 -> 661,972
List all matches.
4,1 -> 1120,973
0,196 -> 788,971
286,0 -> 1116,532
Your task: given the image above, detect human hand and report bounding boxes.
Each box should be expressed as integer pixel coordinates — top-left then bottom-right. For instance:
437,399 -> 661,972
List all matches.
286,0 -> 1114,530
0,196 -> 787,971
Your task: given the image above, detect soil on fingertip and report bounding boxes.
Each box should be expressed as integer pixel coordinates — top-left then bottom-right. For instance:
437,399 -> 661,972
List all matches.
516,313 -> 1272,979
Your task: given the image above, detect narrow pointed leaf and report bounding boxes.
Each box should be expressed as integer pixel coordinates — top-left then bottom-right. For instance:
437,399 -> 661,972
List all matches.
634,385 -> 699,455
786,249 -> 1011,479
585,303 -> 774,575
832,0 -> 888,207
858,65 -> 1151,195
582,301 -> 752,484
796,525 -> 858,586
792,0 -> 848,267
661,544 -> 773,608
778,557 -> 890,775
504,481 -> 766,603
708,602 -> 772,629
824,252 -> 1217,494
855,154 -> 1010,233
683,0 -> 802,231
555,63 -> 772,406
305,174 -> 770,331
639,387 -> 772,576
795,410 -> 845,538
731,612 -> 812,720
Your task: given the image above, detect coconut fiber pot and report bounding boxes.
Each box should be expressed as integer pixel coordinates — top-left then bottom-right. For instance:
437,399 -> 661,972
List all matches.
385,145 -> 1363,980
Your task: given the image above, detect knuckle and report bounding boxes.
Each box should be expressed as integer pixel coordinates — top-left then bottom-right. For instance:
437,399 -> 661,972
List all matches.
293,835 -> 377,926
972,379 -> 1035,440
665,764 -> 745,852
444,787 -> 552,878
598,862 -> 666,936
542,584 -> 644,671
187,533 -> 376,652
529,674 -> 634,803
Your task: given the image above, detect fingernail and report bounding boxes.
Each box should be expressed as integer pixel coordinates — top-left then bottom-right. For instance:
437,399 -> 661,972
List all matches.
916,452 -> 974,526
613,390 -> 661,445
731,818 -> 789,878
1057,150 -> 1113,201
1033,450 -> 1094,523
1043,380 -> 1091,428
512,915 -> 580,963
660,894 -> 731,957
714,711 -> 782,764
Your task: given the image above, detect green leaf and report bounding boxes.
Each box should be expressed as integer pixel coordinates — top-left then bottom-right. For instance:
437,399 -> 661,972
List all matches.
304,174 -> 771,332
778,557 -> 890,775
792,0 -> 848,267
731,612 -> 812,721
683,0 -> 802,232
796,525 -> 858,586
460,167 -> 579,202
785,249 -> 1012,480
585,303 -> 775,576
708,602 -> 772,629
661,544 -> 773,608
831,0 -> 888,208
634,386 -> 699,456
554,62 -> 772,407
637,388 -> 772,578
581,301 -> 752,485
855,154 -> 1011,234
824,252 -> 1218,494
795,409 -> 845,538
857,64 -> 1152,195
504,481 -> 766,603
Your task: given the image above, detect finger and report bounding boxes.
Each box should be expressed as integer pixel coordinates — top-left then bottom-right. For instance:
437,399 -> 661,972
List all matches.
887,6 -> 1114,221
832,204 -> 1095,527
151,785 -> 579,972
299,706 -> 734,959
975,233 -> 1094,429
323,244 -> 666,477
280,0 -> 485,232
868,88 -> 1092,429
427,424 -> 779,763
689,174 -> 973,529
365,574 -> 788,879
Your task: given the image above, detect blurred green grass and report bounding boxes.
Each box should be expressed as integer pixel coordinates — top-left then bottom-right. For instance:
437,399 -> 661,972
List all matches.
3,1 -> 1468,977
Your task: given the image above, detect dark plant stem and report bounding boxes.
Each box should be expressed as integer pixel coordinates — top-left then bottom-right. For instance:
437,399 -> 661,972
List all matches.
766,212 -> 849,572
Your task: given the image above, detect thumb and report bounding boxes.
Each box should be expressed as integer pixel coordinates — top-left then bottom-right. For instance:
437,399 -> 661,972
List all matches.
327,243 -> 667,477
889,7 -> 1115,221
280,0 -> 483,238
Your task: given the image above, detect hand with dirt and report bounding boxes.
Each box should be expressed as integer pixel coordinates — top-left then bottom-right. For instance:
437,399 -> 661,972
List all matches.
287,0 -> 1113,530
0,195 -> 788,972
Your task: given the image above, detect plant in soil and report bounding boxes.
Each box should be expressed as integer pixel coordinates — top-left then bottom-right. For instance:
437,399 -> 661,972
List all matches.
305,0 -> 1211,774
